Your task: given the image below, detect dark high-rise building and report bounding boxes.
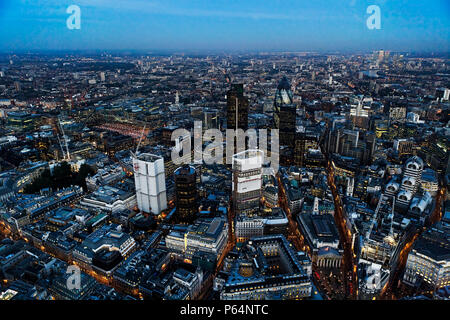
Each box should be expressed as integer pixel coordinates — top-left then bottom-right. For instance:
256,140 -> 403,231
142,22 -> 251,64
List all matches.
226,84 -> 248,131
294,132 -> 319,167
274,77 -> 296,164
161,125 -> 180,146
274,77 -> 296,147
278,104 -> 296,148
174,165 -> 198,222
326,127 -> 376,165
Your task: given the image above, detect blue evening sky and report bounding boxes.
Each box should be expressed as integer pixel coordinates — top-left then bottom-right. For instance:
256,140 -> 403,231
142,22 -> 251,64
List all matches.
0,0 -> 449,52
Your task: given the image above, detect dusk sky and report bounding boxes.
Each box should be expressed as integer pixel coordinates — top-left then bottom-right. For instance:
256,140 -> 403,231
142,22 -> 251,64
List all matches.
0,0 -> 449,52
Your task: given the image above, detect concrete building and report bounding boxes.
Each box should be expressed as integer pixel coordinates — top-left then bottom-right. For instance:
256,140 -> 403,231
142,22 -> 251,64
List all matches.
133,153 -> 167,215
80,185 -> 136,214
232,150 -> 263,217
220,235 -> 312,300
165,217 -> 228,261
403,222 -> 450,291
297,213 -> 343,268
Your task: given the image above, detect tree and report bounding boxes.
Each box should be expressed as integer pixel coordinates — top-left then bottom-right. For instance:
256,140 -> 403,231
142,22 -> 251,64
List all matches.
23,162 -> 96,194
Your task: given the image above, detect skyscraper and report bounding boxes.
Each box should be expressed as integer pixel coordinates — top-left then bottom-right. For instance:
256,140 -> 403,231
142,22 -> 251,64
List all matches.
274,76 -> 294,129
274,76 -> 296,165
232,149 -> 263,216
294,132 -> 319,167
401,156 -> 424,194
133,153 -> 167,215
226,83 -> 248,131
174,164 -> 198,223
278,104 -> 296,148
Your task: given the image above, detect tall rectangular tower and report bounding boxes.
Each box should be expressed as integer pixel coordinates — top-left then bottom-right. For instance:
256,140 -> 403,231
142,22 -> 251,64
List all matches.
226,83 -> 249,131
133,153 -> 167,215
232,149 -> 264,216
174,165 -> 198,223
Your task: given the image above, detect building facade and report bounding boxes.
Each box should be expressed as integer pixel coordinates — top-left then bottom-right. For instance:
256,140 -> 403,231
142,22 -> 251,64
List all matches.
133,153 -> 167,215
232,150 -> 263,217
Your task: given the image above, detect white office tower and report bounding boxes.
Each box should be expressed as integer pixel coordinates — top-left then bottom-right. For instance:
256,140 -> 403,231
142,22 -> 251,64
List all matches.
232,149 -> 264,216
443,88 -> 450,101
346,176 -> 355,197
397,156 -> 424,208
350,100 -> 369,118
312,197 -> 319,215
133,153 -> 167,215
401,156 -> 424,194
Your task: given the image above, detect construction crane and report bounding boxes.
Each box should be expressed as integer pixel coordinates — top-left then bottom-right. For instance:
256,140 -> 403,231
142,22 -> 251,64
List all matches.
217,66 -> 233,84
130,125 -> 146,200
130,124 -> 146,160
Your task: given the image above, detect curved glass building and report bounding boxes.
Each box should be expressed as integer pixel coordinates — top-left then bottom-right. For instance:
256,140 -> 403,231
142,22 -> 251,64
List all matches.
274,76 -> 296,152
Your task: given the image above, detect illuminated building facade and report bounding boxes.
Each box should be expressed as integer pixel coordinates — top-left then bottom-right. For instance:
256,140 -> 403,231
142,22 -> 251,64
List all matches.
174,165 -> 198,223
226,84 -> 248,131
7,111 -> 34,131
165,217 -> 228,260
220,235 -> 312,300
403,223 -> 450,291
273,77 -> 296,156
232,150 -> 263,217
133,153 -> 167,215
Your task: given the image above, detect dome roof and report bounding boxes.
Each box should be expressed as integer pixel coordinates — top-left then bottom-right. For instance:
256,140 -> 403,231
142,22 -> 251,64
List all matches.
402,176 -> 416,186
410,197 -> 427,213
386,181 -> 399,192
397,189 -> 413,201
277,76 -> 291,90
406,156 -> 424,171
274,77 -> 293,107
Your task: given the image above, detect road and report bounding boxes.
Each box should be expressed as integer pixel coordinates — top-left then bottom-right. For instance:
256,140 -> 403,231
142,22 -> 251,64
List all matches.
215,200 -> 235,274
277,172 -> 348,299
380,185 -> 446,299
277,174 -> 307,252
326,159 -> 358,299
